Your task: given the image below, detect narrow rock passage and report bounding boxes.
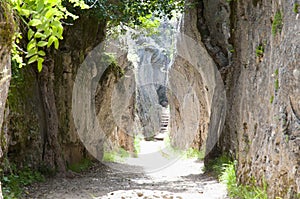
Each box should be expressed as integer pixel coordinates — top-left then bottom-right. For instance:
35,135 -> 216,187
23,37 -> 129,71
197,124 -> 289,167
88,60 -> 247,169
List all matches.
24,139 -> 228,199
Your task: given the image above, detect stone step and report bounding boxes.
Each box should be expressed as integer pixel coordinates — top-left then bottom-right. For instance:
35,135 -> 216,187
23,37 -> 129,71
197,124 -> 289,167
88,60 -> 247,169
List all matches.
160,107 -> 170,134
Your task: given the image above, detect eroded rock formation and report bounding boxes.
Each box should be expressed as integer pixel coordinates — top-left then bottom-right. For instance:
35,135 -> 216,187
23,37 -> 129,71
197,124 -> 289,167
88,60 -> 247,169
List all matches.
190,0 -> 299,197
1,1 -> 299,198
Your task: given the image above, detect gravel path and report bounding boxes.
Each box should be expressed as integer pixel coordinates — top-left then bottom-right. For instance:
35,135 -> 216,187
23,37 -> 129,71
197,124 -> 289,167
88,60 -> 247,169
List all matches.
23,140 -> 228,199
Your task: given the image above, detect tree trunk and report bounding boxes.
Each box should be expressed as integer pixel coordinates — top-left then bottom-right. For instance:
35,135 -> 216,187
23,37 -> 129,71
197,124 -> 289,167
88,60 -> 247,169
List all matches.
37,12 -> 106,172
38,59 -> 66,173
0,1 -> 14,198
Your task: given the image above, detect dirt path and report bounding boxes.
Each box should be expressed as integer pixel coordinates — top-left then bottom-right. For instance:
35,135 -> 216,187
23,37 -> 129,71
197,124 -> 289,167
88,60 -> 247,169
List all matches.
23,140 -> 228,199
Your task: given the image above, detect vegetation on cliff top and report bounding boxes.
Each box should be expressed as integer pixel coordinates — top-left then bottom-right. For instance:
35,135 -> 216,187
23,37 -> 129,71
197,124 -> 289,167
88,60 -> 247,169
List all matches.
8,0 -> 184,71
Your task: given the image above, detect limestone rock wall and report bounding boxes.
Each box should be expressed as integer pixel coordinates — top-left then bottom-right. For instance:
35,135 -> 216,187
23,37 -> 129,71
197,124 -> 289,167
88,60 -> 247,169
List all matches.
5,11 -> 134,168
94,54 -> 135,155
193,0 -> 300,197
0,1 -> 13,163
169,57 -> 209,150
171,0 -> 227,155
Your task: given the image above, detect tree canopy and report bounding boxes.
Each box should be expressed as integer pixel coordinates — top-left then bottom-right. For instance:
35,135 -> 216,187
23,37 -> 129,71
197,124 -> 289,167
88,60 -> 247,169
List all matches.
8,0 -> 184,71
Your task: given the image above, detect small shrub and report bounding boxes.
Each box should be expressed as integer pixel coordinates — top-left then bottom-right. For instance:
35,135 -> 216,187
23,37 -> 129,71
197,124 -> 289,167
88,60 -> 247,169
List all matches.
256,45 -> 264,57
134,135 -> 142,155
102,147 -> 130,162
2,166 -> 45,199
102,151 -> 117,162
118,148 -> 130,158
272,11 -> 283,36
293,3 -> 299,13
274,79 -> 279,91
203,155 -> 232,176
270,95 -> 274,104
205,156 -> 268,199
219,162 -> 239,196
220,162 -> 268,199
68,158 -> 93,173
183,148 -> 205,160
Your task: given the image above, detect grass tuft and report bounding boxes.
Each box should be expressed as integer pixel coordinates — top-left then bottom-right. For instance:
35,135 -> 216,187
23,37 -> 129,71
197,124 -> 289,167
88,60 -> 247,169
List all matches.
204,155 -> 268,199
102,147 -> 130,162
293,3 -> 299,13
272,11 -> 283,36
270,95 -> 274,104
256,45 -> 264,57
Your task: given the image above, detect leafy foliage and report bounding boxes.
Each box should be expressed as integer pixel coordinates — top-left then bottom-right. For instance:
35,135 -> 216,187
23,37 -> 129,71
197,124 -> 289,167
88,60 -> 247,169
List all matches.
203,155 -> 232,176
9,0 -> 184,71
86,0 -> 184,26
1,165 -> 45,199
10,0 -> 88,71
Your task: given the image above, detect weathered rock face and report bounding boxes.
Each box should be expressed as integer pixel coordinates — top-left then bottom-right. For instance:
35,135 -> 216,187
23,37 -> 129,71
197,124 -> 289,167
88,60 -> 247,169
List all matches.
193,0 -> 300,197
5,11 -> 134,170
4,12 -> 108,171
0,2 -> 13,198
6,66 -> 44,166
50,12 -> 107,166
94,54 -> 135,155
169,57 -> 209,150
171,1 -> 227,155
0,2 -> 13,162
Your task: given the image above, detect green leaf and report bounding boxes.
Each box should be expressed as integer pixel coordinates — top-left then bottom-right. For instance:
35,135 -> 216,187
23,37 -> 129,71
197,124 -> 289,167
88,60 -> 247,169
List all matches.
48,0 -> 59,6
38,50 -> 46,56
37,58 -> 44,72
34,32 -> 46,38
28,55 -> 39,65
27,29 -> 34,40
25,48 -> 38,58
51,20 -> 64,39
45,9 -> 59,19
47,36 -> 58,48
36,0 -> 44,12
51,20 -> 61,27
54,38 -> 59,49
19,8 -> 31,16
43,28 -> 52,37
29,19 -> 42,26
57,24 -> 63,38
36,22 -> 48,31
27,39 -> 36,50
37,41 -> 48,47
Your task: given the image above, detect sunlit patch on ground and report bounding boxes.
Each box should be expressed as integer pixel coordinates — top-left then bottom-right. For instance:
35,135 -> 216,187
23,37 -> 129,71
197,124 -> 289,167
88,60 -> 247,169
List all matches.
100,138 -> 228,199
